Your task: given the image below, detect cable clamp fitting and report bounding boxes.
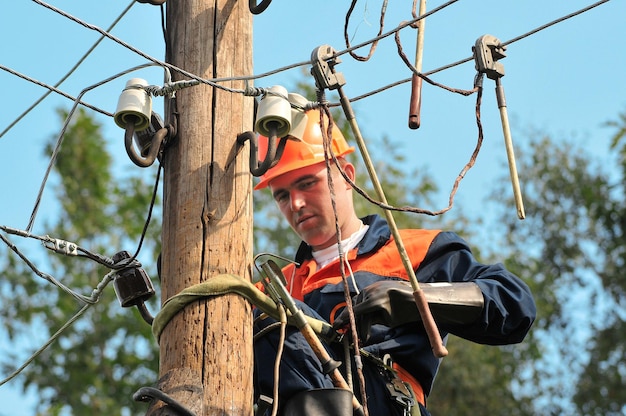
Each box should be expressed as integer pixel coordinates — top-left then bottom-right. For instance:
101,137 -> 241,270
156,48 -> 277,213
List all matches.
43,238 -> 78,256
310,45 -> 346,91
472,34 -> 506,80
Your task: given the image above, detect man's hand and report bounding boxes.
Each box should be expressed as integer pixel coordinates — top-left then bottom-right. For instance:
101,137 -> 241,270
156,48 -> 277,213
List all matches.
333,280 -> 484,341
333,280 -> 420,340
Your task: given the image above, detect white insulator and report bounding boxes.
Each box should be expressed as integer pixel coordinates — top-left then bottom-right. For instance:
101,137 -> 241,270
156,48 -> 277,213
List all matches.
114,78 -> 152,131
255,85 -> 291,138
287,93 -> 309,141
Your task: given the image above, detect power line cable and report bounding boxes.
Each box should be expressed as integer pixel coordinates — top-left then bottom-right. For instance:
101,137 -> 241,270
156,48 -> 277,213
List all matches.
28,0 -> 456,96
503,0 -> 610,46
0,270 -> 116,387
25,63 -> 157,232
20,0 -> 613,105
348,0 -> 612,104
20,0 -> 460,108
0,64 -> 112,117
31,0 -> 243,94
0,0 -> 136,139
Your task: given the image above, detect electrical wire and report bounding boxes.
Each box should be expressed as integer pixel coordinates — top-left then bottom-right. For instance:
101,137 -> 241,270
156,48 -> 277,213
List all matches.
319,105 -> 369,415
338,0 -> 460,61
0,270 -> 116,387
0,0 -> 136,139
0,64 -> 111,117
31,0 -> 245,95
271,305 -> 287,416
128,162 -> 163,262
25,63 -> 157,232
13,0 -> 608,117
2,162 -> 160,272
503,0 -> 610,46
0,231 -> 103,304
347,0 -> 612,104
0,159 -> 162,383
344,0 -> 389,62
16,0 -> 610,105
19,0 -> 458,103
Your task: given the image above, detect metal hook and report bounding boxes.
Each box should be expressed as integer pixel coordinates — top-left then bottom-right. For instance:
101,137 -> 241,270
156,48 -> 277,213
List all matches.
249,0 -> 272,15
133,386 -> 196,416
124,112 -> 176,168
237,131 -> 289,177
136,0 -> 167,5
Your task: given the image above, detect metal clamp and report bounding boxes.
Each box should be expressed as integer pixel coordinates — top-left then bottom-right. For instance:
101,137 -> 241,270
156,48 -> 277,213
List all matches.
259,259 -> 342,373
361,351 -> 416,415
310,45 -> 346,91
43,238 -> 78,256
259,260 -> 308,329
473,34 -> 506,80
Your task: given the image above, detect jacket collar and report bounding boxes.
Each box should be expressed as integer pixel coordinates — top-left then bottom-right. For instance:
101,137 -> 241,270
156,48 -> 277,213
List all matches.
293,214 -> 391,264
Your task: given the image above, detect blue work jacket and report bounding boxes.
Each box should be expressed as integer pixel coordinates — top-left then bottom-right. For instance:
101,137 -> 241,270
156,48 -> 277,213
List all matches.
280,214 -> 536,397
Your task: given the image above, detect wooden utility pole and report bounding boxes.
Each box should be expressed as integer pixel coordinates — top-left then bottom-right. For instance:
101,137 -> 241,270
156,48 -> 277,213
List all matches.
151,1 -> 254,414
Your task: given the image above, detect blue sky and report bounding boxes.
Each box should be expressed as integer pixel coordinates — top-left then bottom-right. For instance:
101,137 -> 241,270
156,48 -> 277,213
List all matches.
1,0 -> 625,414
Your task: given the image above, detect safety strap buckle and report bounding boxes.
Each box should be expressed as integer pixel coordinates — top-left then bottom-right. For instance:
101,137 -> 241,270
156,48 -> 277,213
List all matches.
385,372 -> 416,415
361,351 -> 416,415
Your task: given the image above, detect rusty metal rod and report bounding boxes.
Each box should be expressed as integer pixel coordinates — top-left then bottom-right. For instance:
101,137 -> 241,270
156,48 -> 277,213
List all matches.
408,0 -> 427,129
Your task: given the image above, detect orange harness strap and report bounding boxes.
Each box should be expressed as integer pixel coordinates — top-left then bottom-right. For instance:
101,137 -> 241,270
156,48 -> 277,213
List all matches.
393,363 -> 425,407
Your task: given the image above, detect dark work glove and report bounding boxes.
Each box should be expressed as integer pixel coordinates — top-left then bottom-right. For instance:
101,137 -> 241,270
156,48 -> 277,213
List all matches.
333,280 -> 484,341
333,280 -> 419,340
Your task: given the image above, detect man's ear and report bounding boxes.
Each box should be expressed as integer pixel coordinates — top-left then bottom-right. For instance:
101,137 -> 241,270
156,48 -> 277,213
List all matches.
342,162 -> 356,189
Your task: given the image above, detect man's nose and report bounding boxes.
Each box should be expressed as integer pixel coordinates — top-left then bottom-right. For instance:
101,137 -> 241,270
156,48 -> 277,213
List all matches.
289,191 -> 306,211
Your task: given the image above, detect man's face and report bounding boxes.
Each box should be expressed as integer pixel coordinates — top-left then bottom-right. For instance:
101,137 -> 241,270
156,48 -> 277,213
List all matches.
269,161 -> 354,251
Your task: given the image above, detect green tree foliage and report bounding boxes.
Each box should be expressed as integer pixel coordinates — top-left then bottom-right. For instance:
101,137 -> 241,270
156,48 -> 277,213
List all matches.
0,108 -> 161,415
429,340 -> 535,415
494,111 -> 626,415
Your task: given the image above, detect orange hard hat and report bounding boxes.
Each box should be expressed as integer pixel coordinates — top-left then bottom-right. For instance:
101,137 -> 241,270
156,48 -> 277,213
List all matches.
254,109 -> 354,190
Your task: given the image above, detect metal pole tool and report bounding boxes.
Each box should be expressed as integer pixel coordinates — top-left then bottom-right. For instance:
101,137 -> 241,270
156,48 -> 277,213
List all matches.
310,45 -> 448,358
259,260 -> 365,416
473,35 -> 525,220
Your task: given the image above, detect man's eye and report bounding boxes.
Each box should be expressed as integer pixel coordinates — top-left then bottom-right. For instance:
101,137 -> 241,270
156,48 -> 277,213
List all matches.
299,179 -> 317,190
274,192 -> 288,203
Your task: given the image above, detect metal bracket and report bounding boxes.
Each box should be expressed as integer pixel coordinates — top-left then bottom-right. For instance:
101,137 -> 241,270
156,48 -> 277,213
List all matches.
473,34 -> 506,80
43,238 -> 78,256
126,112 -> 177,168
310,45 -> 346,91
249,0 -> 272,14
